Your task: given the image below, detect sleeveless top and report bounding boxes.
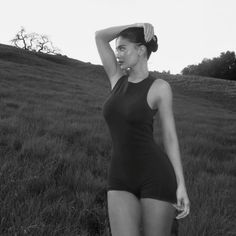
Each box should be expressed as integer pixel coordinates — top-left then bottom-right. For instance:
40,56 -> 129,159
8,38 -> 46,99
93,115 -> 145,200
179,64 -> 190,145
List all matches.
102,73 -> 178,204
103,74 -> 157,139
102,74 -> 162,175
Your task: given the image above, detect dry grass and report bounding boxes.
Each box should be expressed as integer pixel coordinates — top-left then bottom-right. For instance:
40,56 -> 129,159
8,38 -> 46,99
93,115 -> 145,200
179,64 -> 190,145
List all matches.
0,43 -> 235,235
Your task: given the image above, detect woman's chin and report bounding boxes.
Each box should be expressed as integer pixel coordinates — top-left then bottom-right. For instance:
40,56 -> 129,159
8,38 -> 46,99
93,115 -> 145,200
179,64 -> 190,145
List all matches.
120,64 -> 129,70
119,64 -> 125,69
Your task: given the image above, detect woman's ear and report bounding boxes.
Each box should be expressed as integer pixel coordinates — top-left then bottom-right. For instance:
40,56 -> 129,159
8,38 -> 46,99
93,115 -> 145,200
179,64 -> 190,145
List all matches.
138,45 -> 147,57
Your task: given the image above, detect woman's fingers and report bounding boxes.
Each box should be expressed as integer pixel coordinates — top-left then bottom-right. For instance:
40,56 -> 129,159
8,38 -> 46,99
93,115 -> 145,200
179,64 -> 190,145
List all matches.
176,206 -> 190,219
149,25 -> 154,41
176,208 -> 187,219
146,24 -> 154,42
173,200 -> 190,219
143,24 -> 147,41
136,22 -> 154,42
144,23 -> 154,42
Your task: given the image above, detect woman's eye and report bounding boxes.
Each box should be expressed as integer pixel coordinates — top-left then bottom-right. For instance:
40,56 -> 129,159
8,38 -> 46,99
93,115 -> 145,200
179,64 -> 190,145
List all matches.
116,47 -> 125,53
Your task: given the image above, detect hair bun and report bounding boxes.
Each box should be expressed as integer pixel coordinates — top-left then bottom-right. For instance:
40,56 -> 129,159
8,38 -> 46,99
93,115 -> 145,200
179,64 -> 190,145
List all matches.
147,35 -> 158,52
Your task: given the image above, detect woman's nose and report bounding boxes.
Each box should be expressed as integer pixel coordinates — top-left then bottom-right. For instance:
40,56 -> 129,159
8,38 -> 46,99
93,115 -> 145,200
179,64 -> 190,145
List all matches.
115,49 -> 122,58
115,51 -> 119,58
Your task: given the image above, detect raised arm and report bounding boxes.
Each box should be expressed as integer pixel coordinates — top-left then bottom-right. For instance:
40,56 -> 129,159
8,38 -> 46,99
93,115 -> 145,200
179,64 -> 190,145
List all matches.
95,23 -> 139,88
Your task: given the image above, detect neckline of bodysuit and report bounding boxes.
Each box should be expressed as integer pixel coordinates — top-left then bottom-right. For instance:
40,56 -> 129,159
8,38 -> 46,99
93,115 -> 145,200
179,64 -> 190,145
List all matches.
127,74 -> 149,84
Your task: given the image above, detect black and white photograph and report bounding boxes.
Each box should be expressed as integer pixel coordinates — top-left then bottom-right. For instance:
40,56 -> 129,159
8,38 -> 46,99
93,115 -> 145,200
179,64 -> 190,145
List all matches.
0,0 -> 235,235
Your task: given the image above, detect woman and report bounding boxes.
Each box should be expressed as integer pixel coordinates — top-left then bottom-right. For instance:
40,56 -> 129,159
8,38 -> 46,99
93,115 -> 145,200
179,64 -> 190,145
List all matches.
95,23 -> 190,236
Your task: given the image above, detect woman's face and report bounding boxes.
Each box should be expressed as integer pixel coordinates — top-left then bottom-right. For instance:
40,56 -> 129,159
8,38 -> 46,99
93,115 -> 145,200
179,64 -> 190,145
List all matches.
115,36 -> 141,70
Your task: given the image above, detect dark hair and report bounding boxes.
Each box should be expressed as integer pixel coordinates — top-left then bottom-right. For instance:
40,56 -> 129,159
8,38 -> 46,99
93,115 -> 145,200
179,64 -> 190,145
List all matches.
117,27 -> 158,60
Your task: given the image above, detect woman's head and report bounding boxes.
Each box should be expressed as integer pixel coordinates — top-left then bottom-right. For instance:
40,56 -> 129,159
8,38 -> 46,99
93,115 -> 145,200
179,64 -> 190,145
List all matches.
115,27 -> 158,69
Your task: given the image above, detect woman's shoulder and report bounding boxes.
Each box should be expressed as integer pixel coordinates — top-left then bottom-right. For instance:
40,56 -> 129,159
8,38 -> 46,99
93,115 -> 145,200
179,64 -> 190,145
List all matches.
149,76 -> 172,102
150,76 -> 171,89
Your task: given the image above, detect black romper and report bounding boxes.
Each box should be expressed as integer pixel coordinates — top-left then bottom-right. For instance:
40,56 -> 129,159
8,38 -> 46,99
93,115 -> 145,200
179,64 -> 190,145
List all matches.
102,74 -> 178,205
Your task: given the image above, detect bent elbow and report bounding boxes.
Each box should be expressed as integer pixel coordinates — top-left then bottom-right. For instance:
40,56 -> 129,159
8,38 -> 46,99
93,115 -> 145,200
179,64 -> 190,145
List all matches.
95,30 -> 102,38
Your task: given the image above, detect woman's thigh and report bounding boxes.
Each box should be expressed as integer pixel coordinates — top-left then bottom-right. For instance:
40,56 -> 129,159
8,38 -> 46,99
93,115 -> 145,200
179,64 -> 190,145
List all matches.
140,198 -> 176,236
107,190 -> 142,236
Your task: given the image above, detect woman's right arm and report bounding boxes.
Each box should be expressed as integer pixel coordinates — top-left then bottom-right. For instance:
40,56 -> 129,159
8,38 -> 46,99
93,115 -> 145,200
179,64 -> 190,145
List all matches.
95,23 -> 139,87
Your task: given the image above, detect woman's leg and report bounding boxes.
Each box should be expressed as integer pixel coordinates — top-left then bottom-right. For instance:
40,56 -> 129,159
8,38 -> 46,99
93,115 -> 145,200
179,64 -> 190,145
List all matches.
107,190 -> 142,236
140,198 -> 176,236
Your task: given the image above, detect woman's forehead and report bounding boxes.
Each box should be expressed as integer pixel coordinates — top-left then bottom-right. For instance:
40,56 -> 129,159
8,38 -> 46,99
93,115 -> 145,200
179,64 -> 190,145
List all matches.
116,36 -> 131,46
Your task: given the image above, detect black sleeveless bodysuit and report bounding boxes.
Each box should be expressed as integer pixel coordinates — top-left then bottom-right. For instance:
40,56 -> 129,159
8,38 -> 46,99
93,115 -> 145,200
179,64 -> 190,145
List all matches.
102,74 -> 177,204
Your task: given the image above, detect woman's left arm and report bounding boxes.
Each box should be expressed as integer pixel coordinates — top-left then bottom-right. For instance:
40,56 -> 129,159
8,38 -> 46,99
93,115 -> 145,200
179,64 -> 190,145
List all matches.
154,79 -> 190,218
155,79 -> 186,188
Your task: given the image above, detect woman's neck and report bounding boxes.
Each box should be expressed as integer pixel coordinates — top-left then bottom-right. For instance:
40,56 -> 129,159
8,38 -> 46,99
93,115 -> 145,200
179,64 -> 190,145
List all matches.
127,59 -> 149,82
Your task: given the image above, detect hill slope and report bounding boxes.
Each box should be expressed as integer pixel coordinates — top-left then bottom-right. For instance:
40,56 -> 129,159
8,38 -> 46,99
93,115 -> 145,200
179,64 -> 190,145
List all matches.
0,43 -> 235,235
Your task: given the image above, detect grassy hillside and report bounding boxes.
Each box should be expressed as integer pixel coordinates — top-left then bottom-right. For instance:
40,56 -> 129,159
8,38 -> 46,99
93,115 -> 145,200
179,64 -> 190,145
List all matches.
0,43 -> 235,235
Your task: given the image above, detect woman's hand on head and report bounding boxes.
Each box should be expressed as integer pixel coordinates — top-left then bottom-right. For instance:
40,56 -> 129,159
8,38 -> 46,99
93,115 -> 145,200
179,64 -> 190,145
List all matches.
136,23 -> 154,42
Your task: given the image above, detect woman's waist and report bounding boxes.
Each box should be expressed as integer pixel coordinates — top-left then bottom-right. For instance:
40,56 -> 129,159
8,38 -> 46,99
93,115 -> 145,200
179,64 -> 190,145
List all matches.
112,141 -> 163,156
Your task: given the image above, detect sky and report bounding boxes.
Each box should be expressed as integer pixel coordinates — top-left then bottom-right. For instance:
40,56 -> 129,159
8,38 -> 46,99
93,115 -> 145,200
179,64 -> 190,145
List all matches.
1,0 -> 236,74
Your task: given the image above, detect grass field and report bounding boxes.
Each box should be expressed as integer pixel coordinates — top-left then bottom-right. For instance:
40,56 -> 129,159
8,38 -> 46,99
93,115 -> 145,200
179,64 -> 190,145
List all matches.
0,43 -> 235,235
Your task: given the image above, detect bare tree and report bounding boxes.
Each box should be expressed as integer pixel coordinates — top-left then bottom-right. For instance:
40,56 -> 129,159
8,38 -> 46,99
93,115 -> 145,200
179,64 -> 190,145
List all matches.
10,26 -> 62,55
